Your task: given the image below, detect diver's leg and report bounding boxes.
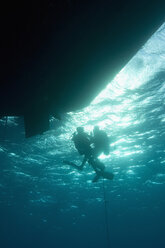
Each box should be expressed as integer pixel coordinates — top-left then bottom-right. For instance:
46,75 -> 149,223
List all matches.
63,160 -> 83,171
63,156 -> 87,171
80,147 -> 92,169
92,172 -> 101,182
96,160 -> 105,171
89,158 -> 105,182
79,156 -> 87,170
88,158 -> 101,182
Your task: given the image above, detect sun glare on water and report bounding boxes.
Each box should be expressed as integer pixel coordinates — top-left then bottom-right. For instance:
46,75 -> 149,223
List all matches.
66,23 -> 165,164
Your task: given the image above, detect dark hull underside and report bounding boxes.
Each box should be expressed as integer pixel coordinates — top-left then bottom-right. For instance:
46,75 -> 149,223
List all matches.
0,0 -> 165,137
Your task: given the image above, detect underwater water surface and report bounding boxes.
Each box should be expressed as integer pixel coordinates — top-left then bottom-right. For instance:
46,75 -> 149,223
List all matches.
1,24 -> 165,248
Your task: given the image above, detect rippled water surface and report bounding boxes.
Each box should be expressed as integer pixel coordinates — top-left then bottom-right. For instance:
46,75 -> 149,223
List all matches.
1,24 -> 165,248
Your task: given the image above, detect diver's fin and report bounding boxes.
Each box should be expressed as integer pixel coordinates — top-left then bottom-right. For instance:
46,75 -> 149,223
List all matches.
101,170 -> 114,180
92,170 -> 114,182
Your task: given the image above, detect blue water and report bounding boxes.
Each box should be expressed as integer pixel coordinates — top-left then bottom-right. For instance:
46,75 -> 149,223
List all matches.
1,24 -> 165,248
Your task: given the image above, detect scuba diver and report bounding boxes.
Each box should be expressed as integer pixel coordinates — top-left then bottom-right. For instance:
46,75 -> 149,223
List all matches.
91,126 -> 110,157
72,127 -> 91,156
64,127 -> 92,170
63,126 -> 113,182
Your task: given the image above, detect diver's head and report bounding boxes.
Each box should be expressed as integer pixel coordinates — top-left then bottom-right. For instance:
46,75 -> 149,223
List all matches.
76,127 -> 84,133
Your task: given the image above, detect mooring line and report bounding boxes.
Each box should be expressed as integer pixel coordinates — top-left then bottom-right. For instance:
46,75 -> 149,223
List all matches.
102,179 -> 111,248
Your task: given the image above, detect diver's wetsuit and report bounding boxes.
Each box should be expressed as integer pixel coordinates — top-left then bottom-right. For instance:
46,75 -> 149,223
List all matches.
72,131 -> 91,157
72,128 -> 92,169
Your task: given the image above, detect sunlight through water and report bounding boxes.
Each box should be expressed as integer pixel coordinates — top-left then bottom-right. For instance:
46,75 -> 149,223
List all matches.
1,23 -> 165,198
65,23 -> 165,170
